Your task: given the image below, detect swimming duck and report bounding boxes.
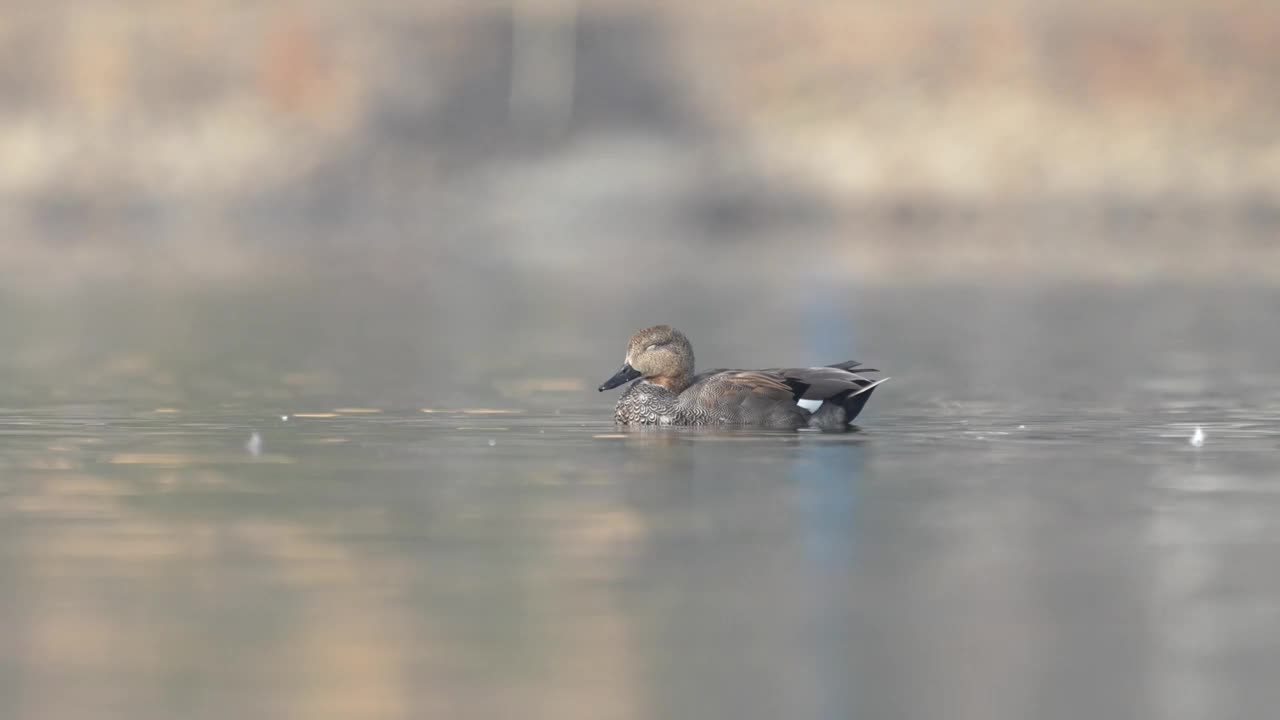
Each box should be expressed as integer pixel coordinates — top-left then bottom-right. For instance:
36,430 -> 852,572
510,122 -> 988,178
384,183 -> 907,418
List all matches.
598,325 -> 886,429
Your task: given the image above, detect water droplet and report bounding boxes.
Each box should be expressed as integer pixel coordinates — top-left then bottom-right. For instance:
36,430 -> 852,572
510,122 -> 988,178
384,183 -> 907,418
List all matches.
246,432 -> 263,456
488,439 -> 497,447
1189,426 -> 1205,448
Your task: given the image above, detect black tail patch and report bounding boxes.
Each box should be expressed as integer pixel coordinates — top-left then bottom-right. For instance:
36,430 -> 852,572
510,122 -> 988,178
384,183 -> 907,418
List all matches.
806,381 -> 882,430
836,384 -> 877,422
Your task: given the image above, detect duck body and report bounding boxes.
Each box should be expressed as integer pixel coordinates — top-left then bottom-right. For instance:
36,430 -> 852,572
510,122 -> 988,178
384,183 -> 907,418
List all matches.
599,326 -> 886,430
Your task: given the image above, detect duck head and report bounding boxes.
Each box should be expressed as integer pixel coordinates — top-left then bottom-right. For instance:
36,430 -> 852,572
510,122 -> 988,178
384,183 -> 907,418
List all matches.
598,325 -> 695,392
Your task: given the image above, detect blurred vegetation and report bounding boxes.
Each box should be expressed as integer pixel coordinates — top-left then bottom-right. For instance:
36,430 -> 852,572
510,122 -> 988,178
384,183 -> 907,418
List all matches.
2,0 -> 1279,290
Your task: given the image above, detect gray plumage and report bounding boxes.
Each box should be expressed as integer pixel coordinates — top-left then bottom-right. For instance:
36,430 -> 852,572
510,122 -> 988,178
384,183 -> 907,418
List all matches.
598,325 -> 886,430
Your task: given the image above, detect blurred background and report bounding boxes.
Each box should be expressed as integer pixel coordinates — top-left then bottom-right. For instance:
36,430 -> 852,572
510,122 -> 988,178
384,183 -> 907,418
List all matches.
3,0 -> 1279,405
3,3 -> 1280,720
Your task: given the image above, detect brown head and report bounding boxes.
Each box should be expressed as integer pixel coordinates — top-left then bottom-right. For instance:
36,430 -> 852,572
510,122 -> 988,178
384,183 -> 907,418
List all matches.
598,325 -> 696,393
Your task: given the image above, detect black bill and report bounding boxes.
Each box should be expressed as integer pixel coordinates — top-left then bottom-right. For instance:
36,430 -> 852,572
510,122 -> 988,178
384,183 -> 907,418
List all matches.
598,363 -> 641,391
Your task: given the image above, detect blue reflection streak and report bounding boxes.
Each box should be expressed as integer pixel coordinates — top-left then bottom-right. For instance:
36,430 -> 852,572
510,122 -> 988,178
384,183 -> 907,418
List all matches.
792,279 -> 864,719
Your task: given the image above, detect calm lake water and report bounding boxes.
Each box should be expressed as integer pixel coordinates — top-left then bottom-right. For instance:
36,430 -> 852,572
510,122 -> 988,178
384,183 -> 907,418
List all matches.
2,284 -> 1279,719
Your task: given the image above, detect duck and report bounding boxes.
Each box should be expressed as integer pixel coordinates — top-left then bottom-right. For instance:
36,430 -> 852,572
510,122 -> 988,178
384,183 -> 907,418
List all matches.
597,325 -> 886,429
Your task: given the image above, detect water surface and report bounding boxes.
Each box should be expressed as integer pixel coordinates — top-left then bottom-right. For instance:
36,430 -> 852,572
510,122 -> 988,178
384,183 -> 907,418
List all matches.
2,285 -> 1279,720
